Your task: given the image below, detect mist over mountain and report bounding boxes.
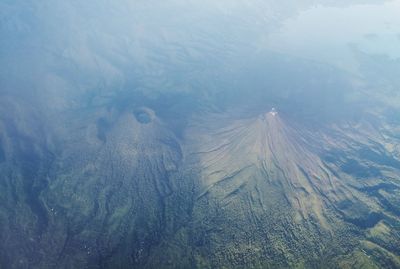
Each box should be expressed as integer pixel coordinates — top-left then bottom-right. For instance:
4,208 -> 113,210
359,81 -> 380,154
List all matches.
1,1 -> 400,268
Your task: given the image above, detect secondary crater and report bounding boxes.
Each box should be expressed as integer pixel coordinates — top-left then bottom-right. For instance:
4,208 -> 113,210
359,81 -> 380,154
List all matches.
133,108 -> 154,124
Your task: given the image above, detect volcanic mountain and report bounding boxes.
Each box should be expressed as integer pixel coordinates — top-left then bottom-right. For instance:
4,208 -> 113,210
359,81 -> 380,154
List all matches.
179,109 -> 400,268
189,110 -> 338,227
1,1 -> 400,268
0,104 -> 184,268
1,97 -> 400,268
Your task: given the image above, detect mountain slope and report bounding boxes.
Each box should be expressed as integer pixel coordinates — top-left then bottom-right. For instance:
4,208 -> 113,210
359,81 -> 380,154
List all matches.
175,109 -> 400,268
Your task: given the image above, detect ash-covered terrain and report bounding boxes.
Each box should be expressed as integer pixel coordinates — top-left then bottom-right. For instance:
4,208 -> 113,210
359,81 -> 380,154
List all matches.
1,0 -> 400,268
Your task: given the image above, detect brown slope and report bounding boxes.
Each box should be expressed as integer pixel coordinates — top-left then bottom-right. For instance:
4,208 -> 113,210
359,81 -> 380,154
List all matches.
187,111 -> 347,227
